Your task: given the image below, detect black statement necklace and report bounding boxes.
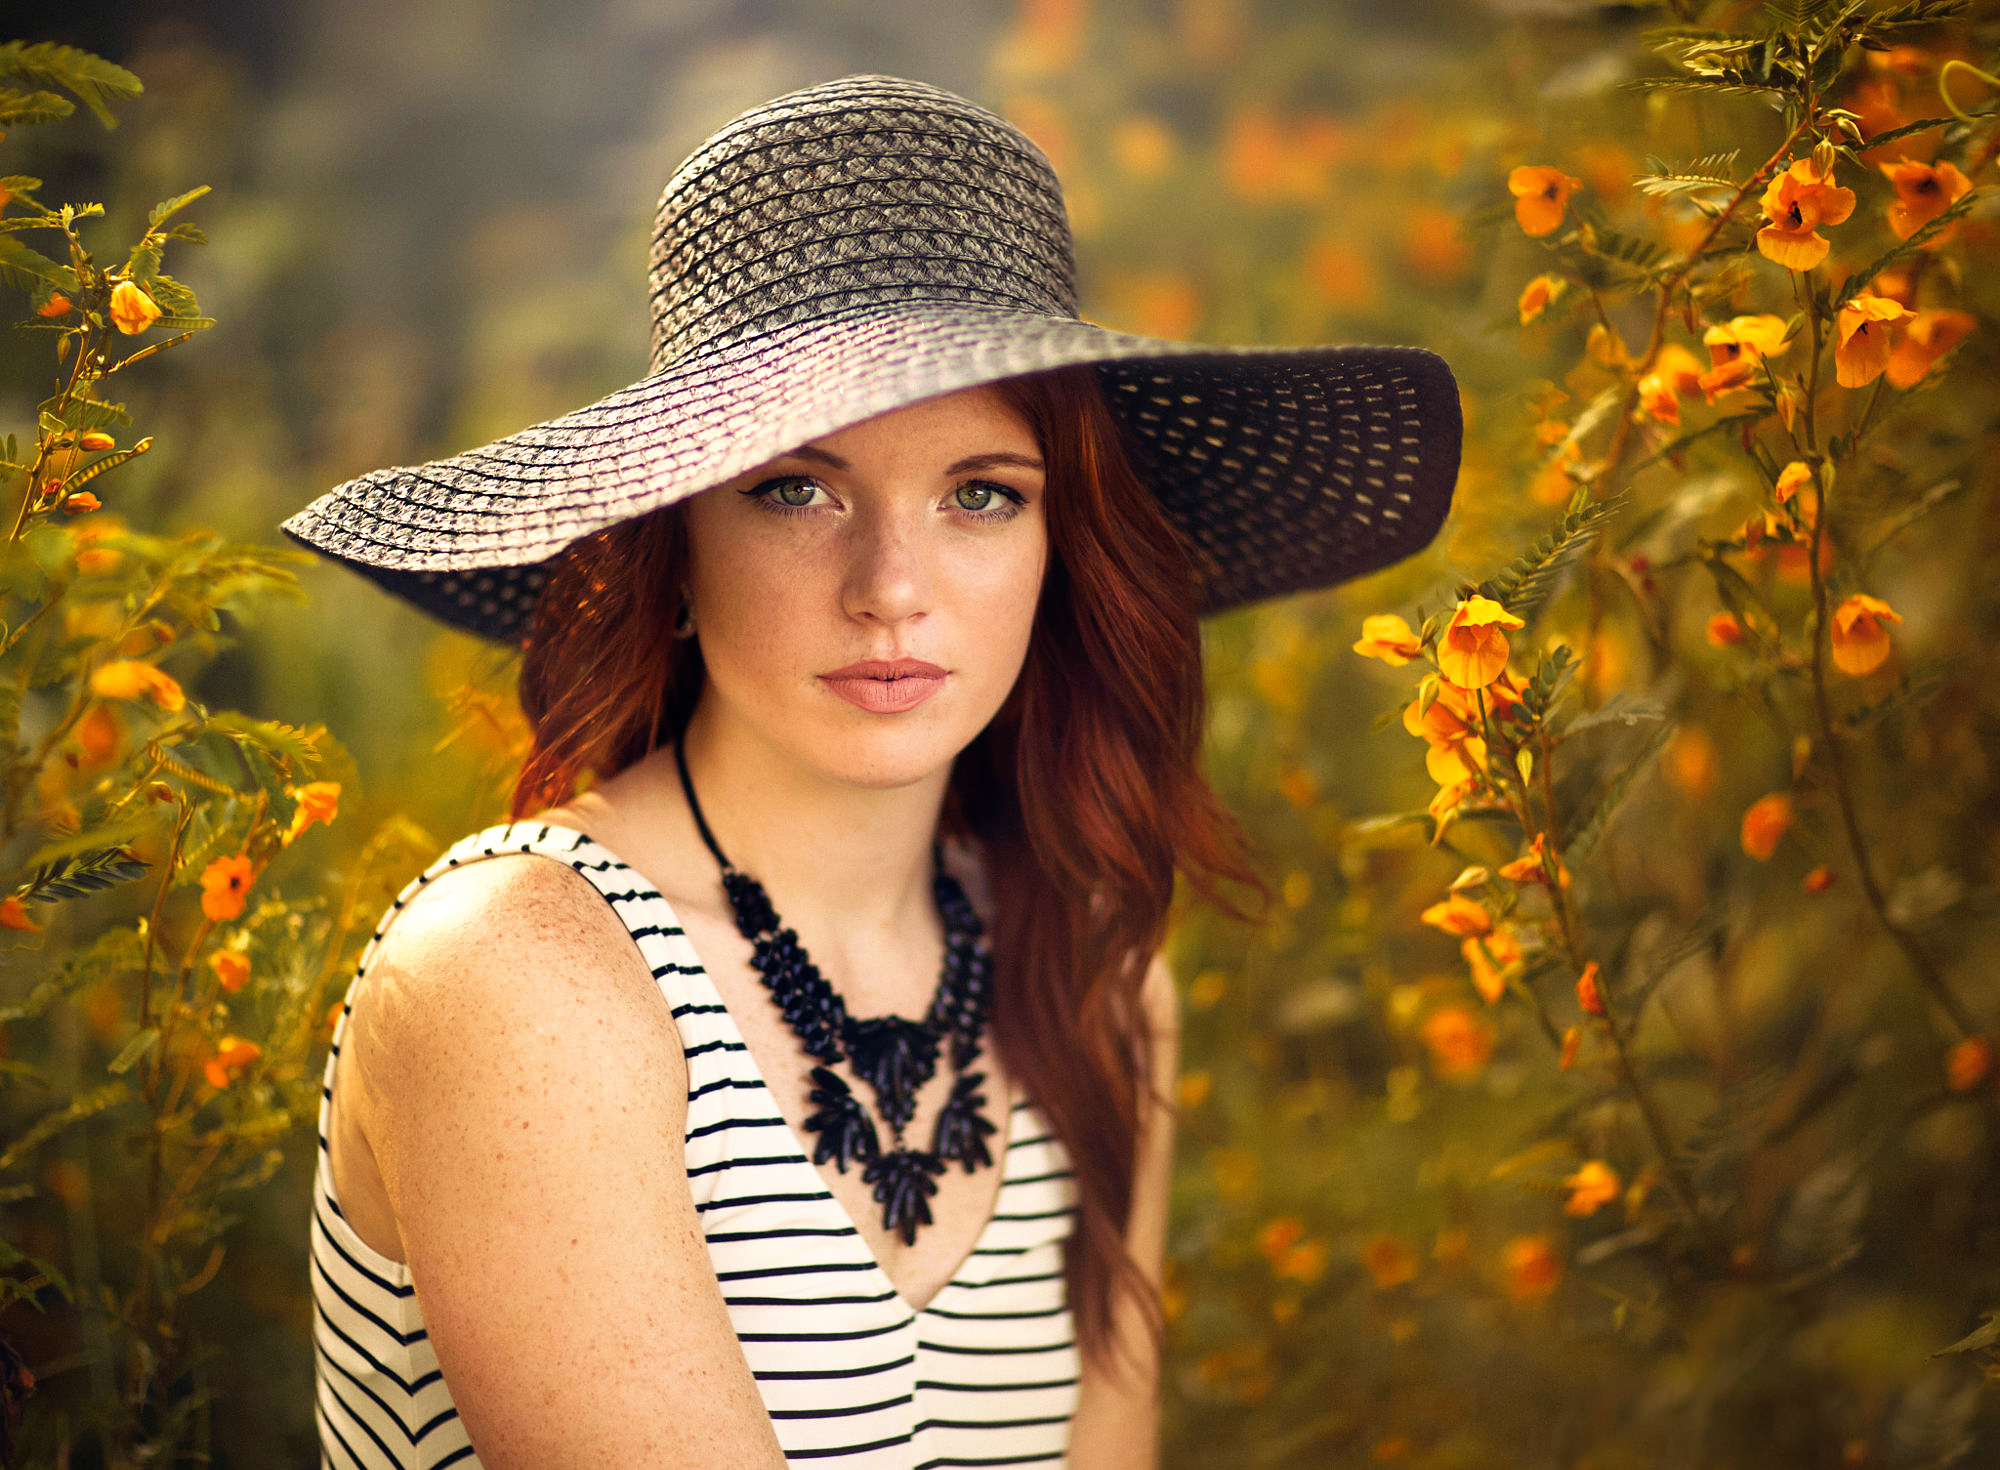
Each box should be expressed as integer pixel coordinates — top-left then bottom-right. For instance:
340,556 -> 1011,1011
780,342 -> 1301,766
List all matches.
673,740 -> 998,1245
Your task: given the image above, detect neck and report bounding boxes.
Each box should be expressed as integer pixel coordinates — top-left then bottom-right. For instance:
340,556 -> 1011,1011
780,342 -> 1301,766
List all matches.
672,693 -> 950,942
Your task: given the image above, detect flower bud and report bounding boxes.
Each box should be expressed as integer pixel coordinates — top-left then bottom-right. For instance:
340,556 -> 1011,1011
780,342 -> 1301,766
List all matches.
62,492 -> 102,515
1811,138 -> 1836,178
79,431 -> 115,451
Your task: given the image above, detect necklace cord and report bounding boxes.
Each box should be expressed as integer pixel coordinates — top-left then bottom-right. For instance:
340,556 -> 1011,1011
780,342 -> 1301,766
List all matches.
673,736 -> 734,871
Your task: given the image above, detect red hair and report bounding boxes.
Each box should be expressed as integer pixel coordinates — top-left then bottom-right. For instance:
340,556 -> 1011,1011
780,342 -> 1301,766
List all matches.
512,363 -> 1257,1379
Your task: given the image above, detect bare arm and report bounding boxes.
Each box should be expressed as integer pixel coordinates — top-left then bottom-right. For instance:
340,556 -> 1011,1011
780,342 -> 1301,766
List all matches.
1064,951 -> 1180,1468
348,856 -> 788,1468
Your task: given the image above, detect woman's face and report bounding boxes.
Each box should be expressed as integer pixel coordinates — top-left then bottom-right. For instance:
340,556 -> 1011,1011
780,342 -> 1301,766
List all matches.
681,384 -> 1048,790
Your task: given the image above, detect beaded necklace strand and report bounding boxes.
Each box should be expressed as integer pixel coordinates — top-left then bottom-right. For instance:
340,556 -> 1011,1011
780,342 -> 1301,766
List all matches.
672,739 -> 998,1244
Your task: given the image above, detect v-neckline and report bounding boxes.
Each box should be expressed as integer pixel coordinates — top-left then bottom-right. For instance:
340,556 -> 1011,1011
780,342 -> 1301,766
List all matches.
529,821 -> 1020,1319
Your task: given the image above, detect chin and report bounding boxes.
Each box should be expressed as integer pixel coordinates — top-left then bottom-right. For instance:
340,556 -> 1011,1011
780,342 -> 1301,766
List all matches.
798,708 -> 986,790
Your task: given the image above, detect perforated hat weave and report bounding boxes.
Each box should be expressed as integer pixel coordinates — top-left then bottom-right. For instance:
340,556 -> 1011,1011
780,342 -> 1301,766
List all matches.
278,73 -> 1464,645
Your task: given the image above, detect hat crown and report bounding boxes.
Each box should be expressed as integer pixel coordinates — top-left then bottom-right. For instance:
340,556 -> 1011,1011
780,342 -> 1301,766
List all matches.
648,75 -> 1081,373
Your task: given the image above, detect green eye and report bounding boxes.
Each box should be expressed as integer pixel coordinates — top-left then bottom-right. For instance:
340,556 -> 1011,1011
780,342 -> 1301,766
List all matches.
775,480 -> 817,506
954,484 -> 995,511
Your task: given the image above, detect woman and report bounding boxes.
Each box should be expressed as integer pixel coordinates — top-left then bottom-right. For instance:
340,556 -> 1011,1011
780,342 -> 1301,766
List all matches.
283,74 -> 1461,1469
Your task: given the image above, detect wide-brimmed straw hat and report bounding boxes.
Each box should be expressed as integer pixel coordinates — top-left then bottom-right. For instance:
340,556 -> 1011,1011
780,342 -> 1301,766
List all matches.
279,73 -> 1463,646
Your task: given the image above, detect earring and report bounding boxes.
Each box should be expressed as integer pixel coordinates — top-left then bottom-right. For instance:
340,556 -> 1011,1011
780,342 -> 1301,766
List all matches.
672,585 -> 697,640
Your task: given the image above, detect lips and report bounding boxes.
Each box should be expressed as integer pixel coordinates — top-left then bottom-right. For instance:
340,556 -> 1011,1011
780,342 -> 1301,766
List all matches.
818,658 -> 947,714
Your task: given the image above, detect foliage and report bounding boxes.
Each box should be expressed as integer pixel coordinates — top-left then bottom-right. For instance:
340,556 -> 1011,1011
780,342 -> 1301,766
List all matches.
0,40 -> 432,1467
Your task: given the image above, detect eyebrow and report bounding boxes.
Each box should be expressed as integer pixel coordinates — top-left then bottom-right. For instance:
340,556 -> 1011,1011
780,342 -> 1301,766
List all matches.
780,445 -> 1045,475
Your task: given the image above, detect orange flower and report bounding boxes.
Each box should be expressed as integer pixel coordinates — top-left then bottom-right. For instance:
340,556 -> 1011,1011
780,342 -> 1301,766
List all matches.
1353,613 -> 1423,666
1706,611 -> 1746,648
211,950 -> 250,993
1774,461 -> 1814,505
1517,273 -> 1567,324
1740,792 -> 1793,861
1886,308 -> 1976,389
1509,165 -> 1583,236
1575,960 -> 1605,1016
0,895 -> 41,932
75,548 -> 122,576
1705,315 -> 1791,367
1878,156 -> 1972,244
75,702 -> 120,765
1420,893 -> 1491,938
1362,1233 -> 1420,1290
1437,595 -> 1525,690
1497,831 -> 1570,889
1274,1239 -> 1330,1283
200,854 -> 255,923
1756,157 -> 1856,271
1635,343 -> 1706,426
1835,292 -> 1910,388
37,292 -> 72,318
1462,927 -> 1521,1003
1830,593 -> 1901,675
109,280 -> 163,335
1945,1036 -> 1993,1093
1501,1234 -> 1563,1301
1558,1024 -> 1581,1069
203,1035 -> 262,1090
1255,1216 -> 1306,1260
89,659 -> 185,712
1562,1160 -> 1621,1216
1803,864 -> 1836,893
1420,1004 -> 1494,1079
62,492 -> 102,515
282,780 -> 342,845
1404,683 -> 1491,787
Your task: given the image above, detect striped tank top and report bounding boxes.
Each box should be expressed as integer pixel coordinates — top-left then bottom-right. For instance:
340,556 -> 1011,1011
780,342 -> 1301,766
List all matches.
311,821 -> 1080,1469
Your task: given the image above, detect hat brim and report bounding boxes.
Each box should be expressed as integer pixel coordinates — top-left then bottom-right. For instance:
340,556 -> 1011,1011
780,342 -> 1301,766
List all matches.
279,302 -> 1461,642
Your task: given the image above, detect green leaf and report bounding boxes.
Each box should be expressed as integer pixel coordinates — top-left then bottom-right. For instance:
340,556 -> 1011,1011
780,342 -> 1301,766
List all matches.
10,844 -> 150,904
1700,545 -> 1782,651
1476,491 -> 1631,623
0,87 -> 73,128
0,1082 -> 132,1172
1934,1311 -> 2000,1357
0,235 -> 79,296
0,41 -> 144,129
1557,691 -> 1668,738
1562,718 -> 1677,865
107,1027 -> 159,1076
146,185 -> 210,229
1834,189 -> 1986,309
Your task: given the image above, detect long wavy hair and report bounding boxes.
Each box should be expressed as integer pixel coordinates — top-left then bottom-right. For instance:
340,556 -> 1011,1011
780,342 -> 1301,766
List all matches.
510,363 -> 1259,1378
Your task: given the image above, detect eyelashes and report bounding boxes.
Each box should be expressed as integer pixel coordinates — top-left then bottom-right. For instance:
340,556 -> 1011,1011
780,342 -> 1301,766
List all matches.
739,475 -> 1028,524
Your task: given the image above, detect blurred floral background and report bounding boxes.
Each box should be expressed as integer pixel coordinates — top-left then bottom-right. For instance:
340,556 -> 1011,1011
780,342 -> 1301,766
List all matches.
4,0 -> 1998,1463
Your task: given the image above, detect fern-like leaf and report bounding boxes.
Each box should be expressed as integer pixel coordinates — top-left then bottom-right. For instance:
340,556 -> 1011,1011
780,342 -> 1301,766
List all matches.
1562,718 -> 1677,865
0,42 -> 144,129
1475,492 -> 1631,622
11,846 -> 149,904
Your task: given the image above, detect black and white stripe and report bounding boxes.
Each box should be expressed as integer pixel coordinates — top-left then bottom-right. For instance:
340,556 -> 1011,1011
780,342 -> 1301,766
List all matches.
312,822 -> 1079,1468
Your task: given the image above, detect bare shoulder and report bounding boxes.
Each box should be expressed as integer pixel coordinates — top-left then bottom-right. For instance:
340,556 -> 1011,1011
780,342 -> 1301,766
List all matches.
1140,949 -> 1179,1037
341,850 -> 787,1466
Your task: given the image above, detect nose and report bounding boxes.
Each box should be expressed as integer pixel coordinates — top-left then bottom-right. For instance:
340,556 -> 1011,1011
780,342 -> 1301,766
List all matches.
840,504 -> 932,630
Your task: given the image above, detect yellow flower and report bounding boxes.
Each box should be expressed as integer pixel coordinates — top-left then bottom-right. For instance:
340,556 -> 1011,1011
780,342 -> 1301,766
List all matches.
61,492 -> 102,515
1353,613 -> 1423,666
1740,792 -> 1793,861
1830,593 -> 1901,676
1878,156 -> 1972,244
109,280 -> 163,335
89,659 -> 185,712
1562,1160 -> 1622,1216
1755,157 -> 1856,271
200,853 -> 255,923
1462,926 -> 1522,1004
1886,308 -> 1975,390
1636,343 -> 1706,426
1835,293 -> 1910,388
1420,893 -> 1491,938
1774,461 -> 1814,505
1437,595 -> 1525,690
1509,165 -> 1583,237
282,780 -> 342,844
1517,272 -> 1567,324
1420,1004 -> 1494,1080
1497,831 -> 1570,889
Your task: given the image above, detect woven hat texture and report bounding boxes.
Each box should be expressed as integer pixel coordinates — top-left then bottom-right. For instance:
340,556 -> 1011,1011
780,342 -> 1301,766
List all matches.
279,73 -> 1464,645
